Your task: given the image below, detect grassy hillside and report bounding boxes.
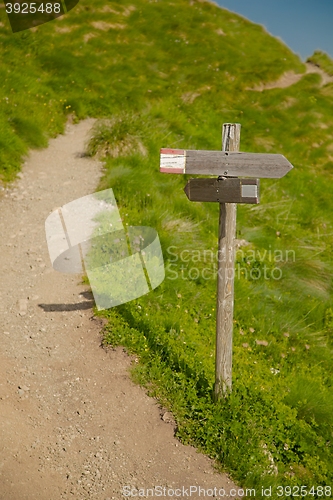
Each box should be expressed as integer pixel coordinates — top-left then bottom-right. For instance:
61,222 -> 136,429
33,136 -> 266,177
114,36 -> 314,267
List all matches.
1,0 -> 333,495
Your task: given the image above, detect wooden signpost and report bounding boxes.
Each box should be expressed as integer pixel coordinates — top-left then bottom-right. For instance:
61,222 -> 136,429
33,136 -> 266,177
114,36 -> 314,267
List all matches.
160,124 -> 293,400
184,178 -> 259,204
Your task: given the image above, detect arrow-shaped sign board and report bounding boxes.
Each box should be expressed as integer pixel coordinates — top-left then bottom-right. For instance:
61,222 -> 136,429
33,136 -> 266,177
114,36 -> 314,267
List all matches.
160,148 -> 293,178
184,178 -> 259,204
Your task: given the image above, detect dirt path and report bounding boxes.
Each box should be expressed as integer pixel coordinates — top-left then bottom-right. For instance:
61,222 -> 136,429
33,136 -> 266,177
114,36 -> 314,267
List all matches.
0,119 -> 238,500
248,62 -> 333,91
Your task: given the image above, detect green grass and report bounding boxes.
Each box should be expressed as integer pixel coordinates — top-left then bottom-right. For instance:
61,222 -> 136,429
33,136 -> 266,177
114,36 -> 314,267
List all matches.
1,0 -> 333,495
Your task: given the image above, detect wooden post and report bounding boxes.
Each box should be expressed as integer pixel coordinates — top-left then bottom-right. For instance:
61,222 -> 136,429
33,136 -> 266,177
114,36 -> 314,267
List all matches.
214,123 -> 241,400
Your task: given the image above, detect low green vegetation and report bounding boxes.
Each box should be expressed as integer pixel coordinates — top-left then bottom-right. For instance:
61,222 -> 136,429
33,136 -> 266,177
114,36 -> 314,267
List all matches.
1,0 -> 333,495
307,50 -> 333,76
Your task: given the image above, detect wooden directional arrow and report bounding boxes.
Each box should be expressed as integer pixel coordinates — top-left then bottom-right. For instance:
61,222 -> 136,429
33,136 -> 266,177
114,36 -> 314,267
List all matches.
184,178 -> 259,204
160,148 -> 293,178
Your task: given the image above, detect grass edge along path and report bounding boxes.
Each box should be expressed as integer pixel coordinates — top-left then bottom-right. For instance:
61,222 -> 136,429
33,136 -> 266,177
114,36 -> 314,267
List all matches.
89,99 -> 333,495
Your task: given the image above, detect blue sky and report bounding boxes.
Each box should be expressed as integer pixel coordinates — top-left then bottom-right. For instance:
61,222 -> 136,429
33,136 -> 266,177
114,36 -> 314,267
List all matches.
215,0 -> 333,61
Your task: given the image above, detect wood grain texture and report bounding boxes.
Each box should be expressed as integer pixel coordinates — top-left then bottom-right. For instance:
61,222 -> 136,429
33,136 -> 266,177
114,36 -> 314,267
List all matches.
184,178 -> 259,204
214,123 -> 241,400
